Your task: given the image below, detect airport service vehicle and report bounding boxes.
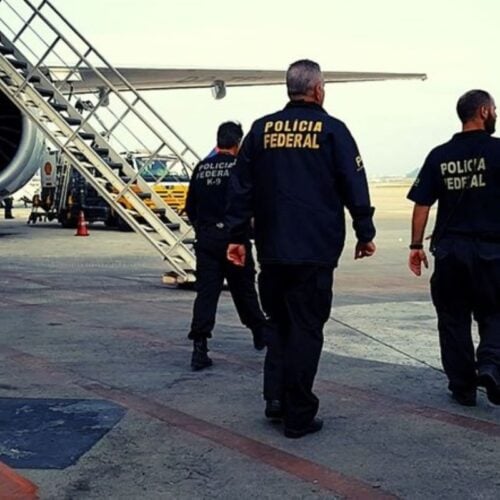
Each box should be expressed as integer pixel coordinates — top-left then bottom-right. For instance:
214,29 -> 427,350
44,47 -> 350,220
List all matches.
30,151 -> 191,229
124,152 -> 190,215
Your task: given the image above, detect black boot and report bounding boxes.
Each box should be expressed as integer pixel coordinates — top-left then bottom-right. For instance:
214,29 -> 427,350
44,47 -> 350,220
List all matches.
191,338 -> 212,371
265,399 -> 283,420
478,366 -> 500,405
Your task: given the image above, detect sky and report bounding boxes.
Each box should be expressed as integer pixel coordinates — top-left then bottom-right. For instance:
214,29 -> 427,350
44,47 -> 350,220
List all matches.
28,1 -> 500,176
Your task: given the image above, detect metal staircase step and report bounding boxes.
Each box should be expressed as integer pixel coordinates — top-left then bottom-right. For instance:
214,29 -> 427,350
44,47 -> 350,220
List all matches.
92,147 -> 109,156
51,102 -> 68,112
20,71 -> 41,83
72,152 -> 87,161
106,161 -> 123,169
152,208 -> 166,216
8,58 -> 27,70
0,75 -> 14,86
63,116 -> 82,126
78,132 -> 96,141
0,46 -> 14,55
35,86 -> 55,98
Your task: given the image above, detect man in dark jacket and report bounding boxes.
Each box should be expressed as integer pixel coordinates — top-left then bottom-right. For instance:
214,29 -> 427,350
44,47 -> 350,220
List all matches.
408,89 -> 500,407
185,121 -> 268,371
225,60 -> 376,438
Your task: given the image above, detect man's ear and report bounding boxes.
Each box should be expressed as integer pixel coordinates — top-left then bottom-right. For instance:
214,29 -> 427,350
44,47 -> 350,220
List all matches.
313,83 -> 324,102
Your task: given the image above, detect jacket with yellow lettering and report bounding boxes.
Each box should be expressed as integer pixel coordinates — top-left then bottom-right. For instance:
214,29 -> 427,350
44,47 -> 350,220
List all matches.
185,152 -> 236,232
407,130 -> 500,241
225,100 -> 375,267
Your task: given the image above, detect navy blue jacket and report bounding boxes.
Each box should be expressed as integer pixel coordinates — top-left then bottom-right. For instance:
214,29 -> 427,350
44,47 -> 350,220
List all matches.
225,101 -> 375,267
408,130 -> 500,241
185,152 -> 237,233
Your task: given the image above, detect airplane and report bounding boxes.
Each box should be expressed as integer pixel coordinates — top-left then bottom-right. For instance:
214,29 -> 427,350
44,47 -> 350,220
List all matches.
0,66 -> 427,202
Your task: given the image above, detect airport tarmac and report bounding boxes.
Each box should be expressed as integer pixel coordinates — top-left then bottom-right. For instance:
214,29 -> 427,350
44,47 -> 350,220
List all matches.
1,183 -> 499,500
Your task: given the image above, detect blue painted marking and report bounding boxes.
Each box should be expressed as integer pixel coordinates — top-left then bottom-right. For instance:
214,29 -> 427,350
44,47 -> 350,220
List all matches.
0,397 -> 126,469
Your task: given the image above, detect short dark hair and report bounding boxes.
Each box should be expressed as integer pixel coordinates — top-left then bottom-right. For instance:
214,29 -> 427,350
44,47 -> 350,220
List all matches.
217,121 -> 243,149
286,59 -> 323,97
456,90 -> 492,123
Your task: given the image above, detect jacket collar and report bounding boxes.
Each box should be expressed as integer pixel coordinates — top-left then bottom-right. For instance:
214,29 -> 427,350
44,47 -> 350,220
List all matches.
452,130 -> 490,140
284,100 -> 326,113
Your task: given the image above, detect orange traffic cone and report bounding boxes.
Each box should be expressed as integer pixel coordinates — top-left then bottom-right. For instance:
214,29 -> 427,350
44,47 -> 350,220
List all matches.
75,210 -> 89,236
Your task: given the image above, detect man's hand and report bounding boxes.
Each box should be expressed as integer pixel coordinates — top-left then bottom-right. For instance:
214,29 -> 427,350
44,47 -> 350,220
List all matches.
227,244 -> 246,267
408,249 -> 428,276
355,241 -> 376,259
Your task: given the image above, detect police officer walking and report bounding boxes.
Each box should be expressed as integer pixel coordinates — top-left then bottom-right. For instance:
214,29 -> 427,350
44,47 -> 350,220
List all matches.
185,121 -> 268,371
226,60 -> 376,438
408,89 -> 500,407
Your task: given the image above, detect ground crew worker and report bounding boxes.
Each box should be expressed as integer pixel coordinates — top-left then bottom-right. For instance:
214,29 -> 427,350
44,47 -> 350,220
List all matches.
408,89 -> 500,407
2,196 -> 14,219
185,121 -> 268,371
225,59 -> 376,438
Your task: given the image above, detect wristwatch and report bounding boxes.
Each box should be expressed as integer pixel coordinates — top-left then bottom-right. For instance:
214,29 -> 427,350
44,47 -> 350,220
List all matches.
409,243 -> 423,250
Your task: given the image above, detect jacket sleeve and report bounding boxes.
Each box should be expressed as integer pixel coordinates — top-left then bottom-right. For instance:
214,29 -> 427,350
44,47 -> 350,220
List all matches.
225,132 -> 255,243
407,152 -> 440,206
184,164 -> 199,227
333,122 -> 376,243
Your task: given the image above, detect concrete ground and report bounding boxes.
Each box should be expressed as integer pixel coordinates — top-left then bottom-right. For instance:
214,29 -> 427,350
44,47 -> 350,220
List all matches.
1,186 -> 499,500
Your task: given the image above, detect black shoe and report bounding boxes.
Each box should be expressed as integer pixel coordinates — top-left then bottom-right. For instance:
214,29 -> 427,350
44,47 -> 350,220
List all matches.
265,400 -> 283,420
451,389 -> 477,407
191,339 -> 212,371
284,418 -> 323,439
478,368 -> 500,405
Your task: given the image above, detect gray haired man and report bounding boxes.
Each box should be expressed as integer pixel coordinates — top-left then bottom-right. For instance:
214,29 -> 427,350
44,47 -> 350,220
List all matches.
226,59 -> 376,437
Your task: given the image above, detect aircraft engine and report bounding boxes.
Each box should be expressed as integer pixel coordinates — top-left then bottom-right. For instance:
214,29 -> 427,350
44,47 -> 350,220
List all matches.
0,90 -> 46,199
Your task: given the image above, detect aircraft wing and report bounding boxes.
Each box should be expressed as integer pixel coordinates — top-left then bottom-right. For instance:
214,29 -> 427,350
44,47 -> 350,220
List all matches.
46,67 -> 427,95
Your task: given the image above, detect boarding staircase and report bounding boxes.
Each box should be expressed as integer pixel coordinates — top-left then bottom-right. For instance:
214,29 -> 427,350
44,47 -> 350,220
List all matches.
0,0 -> 200,285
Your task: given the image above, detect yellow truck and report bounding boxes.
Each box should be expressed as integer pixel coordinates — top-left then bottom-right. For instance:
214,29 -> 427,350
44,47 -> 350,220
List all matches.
30,151 -> 192,228
125,152 -> 190,214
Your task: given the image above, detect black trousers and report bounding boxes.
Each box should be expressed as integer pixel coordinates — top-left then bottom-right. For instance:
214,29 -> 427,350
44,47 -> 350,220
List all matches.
431,238 -> 500,391
189,231 -> 266,340
259,264 -> 334,430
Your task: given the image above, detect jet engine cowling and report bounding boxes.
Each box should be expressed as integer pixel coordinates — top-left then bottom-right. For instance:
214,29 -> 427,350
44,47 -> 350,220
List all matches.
0,90 -> 46,198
